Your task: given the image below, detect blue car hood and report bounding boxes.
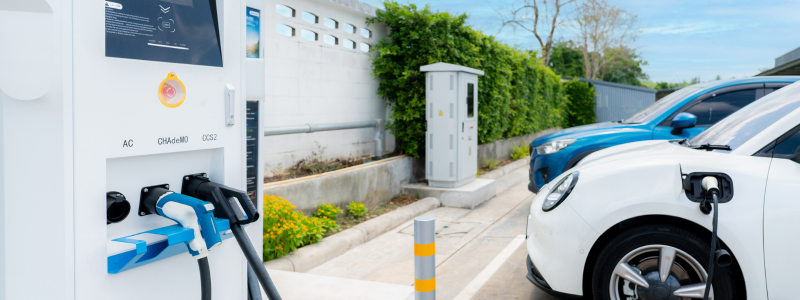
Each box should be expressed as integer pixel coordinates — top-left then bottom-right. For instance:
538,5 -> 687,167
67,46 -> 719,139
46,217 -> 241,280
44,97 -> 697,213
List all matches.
534,122 -> 644,145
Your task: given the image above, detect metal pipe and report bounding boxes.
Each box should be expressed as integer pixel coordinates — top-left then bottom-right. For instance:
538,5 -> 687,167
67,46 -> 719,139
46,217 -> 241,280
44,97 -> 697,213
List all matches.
263,119 -> 385,157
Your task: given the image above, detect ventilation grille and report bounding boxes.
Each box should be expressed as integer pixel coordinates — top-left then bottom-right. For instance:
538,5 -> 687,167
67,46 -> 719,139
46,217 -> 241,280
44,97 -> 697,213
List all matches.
450,75 -> 454,90
449,162 -> 454,177
429,134 -> 433,149
450,103 -> 453,118
449,134 -> 453,149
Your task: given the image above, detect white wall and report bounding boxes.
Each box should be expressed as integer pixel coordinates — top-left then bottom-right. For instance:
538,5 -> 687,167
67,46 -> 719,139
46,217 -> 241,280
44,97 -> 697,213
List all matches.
260,0 -> 393,174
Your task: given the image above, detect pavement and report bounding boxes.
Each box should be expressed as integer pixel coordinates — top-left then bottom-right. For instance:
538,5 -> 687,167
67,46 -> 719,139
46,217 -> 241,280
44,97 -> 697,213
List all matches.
264,165 -> 562,300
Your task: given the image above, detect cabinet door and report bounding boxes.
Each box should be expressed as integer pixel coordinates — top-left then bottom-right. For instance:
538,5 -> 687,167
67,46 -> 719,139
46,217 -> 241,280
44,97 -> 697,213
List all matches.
458,77 -> 478,180
763,126 -> 800,298
426,72 -> 458,181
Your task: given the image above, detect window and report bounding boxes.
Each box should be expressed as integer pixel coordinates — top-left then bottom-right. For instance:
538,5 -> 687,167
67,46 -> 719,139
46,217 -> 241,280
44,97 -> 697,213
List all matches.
301,29 -> 318,41
359,43 -> 370,52
276,4 -> 295,17
324,18 -> 338,29
343,23 -> 356,34
276,24 -> 295,37
773,126 -> 800,163
323,34 -> 338,45
682,89 -> 756,127
343,39 -> 355,49
360,28 -> 372,38
467,83 -> 475,118
301,12 -> 318,24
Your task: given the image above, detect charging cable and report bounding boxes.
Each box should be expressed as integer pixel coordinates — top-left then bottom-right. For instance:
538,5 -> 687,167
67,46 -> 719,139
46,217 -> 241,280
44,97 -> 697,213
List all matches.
699,177 -> 732,300
143,188 -> 222,300
181,175 -> 282,300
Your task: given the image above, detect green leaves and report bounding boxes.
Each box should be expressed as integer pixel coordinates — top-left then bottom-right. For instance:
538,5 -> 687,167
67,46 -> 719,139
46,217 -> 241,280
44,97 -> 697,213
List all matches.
369,1 -> 570,157
563,80 -> 597,127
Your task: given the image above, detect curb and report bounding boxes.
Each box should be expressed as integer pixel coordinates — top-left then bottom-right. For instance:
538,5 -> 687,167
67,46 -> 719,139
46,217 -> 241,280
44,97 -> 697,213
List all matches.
479,156 -> 530,179
263,197 -> 442,272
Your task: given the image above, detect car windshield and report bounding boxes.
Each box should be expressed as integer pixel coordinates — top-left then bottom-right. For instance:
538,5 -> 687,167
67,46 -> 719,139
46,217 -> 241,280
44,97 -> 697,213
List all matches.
622,87 -> 701,124
689,81 -> 800,152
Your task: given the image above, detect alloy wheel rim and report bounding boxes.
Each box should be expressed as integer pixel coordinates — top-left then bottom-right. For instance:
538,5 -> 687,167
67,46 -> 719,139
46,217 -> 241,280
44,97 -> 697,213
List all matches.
609,244 -> 713,300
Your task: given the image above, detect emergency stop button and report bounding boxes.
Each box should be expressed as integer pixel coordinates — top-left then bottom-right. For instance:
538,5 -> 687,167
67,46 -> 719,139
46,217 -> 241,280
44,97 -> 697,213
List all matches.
158,72 -> 186,108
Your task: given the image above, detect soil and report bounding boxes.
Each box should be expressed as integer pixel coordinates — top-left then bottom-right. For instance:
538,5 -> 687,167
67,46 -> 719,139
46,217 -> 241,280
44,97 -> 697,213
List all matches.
264,154 -> 396,184
324,194 -> 421,237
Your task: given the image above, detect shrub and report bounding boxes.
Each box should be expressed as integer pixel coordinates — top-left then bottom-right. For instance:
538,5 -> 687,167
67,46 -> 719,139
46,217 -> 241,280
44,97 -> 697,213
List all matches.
313,203 -> 342,232
367,2 -> 567,157
510,142 -> 529,160
347,202 -> 368,218
481,157 -> 500,170
262,195 -> 325,261
563,80 -> 596,128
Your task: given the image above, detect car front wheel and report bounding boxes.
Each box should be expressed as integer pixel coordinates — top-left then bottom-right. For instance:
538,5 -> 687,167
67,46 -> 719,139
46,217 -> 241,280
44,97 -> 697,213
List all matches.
591,224 -> 742,300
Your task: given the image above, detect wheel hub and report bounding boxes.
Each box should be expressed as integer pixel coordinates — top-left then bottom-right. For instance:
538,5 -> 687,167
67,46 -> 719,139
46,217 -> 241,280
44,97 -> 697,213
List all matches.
637,271 -> 681,300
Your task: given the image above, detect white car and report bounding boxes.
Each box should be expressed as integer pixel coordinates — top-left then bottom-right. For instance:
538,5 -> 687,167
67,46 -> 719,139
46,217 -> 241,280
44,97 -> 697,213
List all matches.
526,80 -> 800,300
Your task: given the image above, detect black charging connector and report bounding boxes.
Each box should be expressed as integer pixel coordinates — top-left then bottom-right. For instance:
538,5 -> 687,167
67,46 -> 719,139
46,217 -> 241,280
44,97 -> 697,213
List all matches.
181,174 -> 281,300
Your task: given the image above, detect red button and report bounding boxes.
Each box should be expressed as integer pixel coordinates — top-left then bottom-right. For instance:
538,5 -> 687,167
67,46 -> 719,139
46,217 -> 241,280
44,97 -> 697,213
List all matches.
162,85 -> 176,99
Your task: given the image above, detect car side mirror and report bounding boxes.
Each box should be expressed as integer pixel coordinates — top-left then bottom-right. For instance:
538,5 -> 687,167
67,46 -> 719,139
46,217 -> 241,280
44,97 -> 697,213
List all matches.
671,112 -> 697,135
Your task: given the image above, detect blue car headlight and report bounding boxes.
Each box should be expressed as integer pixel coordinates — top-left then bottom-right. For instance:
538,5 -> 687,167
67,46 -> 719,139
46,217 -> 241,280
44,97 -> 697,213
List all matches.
542,172 -> 579,211
535,139 -> 576,155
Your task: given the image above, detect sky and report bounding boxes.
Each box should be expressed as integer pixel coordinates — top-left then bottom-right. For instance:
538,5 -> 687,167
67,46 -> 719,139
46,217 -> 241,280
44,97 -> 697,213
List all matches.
359,0 -> 800,83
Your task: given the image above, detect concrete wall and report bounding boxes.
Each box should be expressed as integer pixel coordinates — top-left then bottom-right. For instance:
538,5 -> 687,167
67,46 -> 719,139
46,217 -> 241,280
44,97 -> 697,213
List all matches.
477,128 -> 562,163
263,156 -> 419,213
260,0 -> 393,174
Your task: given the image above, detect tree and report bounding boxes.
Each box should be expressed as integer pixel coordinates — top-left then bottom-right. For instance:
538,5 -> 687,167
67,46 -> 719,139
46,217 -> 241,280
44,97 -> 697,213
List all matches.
497,0 -> 575,66
571,0 -> 637,80
548,40 -> 584,78
601,46 -> 648,86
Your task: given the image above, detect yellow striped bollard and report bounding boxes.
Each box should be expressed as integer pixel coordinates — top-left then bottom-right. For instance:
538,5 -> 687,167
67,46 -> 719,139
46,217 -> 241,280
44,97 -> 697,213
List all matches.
415,216 -> 436,300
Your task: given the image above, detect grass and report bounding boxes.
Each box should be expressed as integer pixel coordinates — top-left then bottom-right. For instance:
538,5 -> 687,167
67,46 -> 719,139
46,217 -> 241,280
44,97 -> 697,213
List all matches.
510,142 -> 530,160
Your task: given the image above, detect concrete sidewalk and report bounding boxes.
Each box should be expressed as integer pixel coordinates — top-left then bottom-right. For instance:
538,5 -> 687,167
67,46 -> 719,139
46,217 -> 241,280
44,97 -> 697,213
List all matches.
280,167 -> 559,300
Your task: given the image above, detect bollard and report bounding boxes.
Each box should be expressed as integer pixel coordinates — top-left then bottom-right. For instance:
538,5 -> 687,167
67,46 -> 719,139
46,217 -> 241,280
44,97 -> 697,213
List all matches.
415,216 -> 436,300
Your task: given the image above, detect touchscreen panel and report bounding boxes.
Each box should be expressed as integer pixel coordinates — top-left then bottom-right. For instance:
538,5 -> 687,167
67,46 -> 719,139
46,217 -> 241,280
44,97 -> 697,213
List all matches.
105,0 -> 223,67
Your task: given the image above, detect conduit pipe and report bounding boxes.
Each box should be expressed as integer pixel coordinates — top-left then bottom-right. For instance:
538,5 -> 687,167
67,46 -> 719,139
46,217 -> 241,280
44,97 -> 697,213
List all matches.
263,119 -> 384,157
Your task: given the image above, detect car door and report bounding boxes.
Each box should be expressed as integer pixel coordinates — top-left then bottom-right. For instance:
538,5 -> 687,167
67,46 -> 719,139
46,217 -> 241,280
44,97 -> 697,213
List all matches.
652,84 -> 773,140
762,124 -> 800,299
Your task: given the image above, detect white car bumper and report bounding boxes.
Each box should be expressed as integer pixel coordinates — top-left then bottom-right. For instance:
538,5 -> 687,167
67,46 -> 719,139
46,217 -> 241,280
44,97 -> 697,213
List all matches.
526,184 -> 601,296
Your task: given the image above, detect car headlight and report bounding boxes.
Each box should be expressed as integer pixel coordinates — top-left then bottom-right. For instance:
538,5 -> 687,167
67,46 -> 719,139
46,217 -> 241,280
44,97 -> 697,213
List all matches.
535,139 -> 576,155
542,172 -> 579,211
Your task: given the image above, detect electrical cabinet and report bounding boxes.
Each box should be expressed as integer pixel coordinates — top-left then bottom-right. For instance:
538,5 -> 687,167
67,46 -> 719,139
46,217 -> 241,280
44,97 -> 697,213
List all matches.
421,63 -> 484,188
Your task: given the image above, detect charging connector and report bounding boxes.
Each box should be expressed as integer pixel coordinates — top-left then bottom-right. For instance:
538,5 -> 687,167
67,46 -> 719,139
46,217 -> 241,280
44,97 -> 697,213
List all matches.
181,174 -> 282,300
699,176 -> 732,300
140,185 -> 222,300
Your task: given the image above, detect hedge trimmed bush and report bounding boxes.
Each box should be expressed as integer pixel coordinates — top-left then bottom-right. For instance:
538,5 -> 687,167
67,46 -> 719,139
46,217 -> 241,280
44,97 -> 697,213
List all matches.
367,2 -> 567,157
563,80 -> 596,128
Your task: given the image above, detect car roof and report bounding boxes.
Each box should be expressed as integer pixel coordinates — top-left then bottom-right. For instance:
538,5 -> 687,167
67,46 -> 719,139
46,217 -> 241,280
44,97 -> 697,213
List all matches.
688,76 -> 800,90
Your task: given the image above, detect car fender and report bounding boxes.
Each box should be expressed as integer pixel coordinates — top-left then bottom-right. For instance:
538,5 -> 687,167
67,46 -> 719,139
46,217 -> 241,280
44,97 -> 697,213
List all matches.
565,153 -> 771,300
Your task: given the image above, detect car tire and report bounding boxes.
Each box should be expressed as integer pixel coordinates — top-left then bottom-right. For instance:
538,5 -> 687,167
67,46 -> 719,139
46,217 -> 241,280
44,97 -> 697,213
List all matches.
591,224 -> 743,300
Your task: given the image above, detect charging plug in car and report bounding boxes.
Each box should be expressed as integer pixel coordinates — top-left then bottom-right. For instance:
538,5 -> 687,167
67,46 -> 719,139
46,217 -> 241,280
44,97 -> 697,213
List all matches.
698,176 -> 733,300
181,174 -> 281,300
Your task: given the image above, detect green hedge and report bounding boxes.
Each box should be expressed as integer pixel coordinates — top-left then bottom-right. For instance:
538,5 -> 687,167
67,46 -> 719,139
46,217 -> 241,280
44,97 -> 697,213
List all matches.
563,80 -> 596,128
367,2 -> 568,157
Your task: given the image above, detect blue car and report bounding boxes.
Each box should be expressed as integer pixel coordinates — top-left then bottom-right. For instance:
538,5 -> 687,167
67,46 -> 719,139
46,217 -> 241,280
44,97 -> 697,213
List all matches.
528,76 -> 800,193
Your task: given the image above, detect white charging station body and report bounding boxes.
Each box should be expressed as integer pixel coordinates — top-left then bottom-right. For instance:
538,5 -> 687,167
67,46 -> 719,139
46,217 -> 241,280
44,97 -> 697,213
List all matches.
0,0 -> 262,299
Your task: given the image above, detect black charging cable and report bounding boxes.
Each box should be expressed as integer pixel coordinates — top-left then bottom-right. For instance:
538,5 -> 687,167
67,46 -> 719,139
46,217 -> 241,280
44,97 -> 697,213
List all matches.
198,257 -> 212,300
699,176 -> 732,300
229,223 -> 282,300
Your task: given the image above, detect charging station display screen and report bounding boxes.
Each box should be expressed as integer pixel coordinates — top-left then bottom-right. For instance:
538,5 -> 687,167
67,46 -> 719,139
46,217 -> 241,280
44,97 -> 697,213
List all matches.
105,0 -> 223,67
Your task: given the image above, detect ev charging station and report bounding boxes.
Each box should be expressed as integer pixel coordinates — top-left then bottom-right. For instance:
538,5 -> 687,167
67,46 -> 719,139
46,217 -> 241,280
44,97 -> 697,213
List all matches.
421,63 -> 485,188
0,0 -> 277,299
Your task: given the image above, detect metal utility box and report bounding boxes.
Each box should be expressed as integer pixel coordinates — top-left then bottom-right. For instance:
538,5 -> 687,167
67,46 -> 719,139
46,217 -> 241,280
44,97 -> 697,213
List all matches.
421,63 -> 485,188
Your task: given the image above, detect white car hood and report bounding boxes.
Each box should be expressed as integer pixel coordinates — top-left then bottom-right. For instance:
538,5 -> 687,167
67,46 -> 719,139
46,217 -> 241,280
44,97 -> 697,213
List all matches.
575,140 -> 701,170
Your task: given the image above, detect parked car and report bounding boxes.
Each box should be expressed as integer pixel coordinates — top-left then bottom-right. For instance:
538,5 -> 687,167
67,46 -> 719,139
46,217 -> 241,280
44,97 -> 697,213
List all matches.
528,76 -> 800,193
525,80 -> 800,299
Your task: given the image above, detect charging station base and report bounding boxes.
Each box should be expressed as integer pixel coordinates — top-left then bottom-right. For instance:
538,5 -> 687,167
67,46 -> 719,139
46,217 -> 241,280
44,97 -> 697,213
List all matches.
404,178 -> 497,209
